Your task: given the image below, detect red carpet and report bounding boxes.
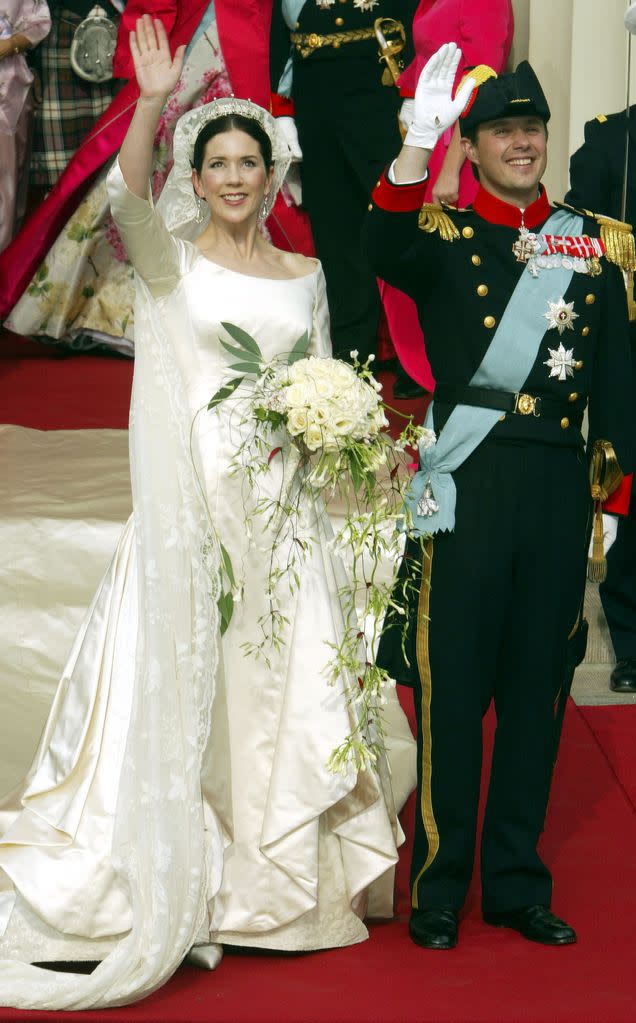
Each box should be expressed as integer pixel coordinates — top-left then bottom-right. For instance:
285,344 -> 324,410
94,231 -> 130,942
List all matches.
579,705 -> 636,812
2,337 -> 636,1021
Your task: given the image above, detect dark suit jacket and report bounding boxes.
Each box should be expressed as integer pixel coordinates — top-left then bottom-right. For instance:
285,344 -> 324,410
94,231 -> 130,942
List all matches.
566,107 -> 636,224
566,108 -> 636,499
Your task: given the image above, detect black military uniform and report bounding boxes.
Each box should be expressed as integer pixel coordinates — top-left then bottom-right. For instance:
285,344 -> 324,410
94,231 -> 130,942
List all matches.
567,111 -> 636,689
364,67 -> 634,919
270,0 -> 417,360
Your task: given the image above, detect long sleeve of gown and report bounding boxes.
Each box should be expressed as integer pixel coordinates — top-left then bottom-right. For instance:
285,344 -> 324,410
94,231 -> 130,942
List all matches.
308,263 -> 332,358
105,158 -> 182,298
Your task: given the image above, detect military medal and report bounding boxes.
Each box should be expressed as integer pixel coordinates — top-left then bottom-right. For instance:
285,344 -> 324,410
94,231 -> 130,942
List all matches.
512,226 -> 541,263
417,479 -> 439,518
544,297 -> 579,334
353,0 -> 380,10
515,229 -> 606,277
544,342 -> 578,381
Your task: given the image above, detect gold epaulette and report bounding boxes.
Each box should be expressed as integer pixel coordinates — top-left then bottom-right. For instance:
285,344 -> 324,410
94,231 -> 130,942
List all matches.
595,114 -> 608,123
595,213 -> 636,272
418,203 -> 460,242
588,439 -> 624,582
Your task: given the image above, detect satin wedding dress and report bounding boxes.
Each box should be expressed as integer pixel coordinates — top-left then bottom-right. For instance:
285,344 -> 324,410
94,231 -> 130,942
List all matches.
0,161 -> 413,1009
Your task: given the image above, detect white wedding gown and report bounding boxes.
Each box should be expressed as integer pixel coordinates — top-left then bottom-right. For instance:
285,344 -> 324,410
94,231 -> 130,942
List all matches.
0,163 -> 414,1009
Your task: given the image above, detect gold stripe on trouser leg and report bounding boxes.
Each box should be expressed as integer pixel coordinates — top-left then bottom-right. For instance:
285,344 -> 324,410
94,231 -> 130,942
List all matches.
411,537 -> 439,910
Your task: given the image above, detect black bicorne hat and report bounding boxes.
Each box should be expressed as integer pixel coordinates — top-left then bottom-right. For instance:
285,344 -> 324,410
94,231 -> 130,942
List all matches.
459,61 -> 551,135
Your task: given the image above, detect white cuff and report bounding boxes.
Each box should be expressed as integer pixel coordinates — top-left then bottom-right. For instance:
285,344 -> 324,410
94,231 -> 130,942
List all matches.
387,159 -> 429,186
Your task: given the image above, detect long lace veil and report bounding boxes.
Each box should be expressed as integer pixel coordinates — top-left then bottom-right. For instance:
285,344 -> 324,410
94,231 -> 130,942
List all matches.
0,98 -> 289,1009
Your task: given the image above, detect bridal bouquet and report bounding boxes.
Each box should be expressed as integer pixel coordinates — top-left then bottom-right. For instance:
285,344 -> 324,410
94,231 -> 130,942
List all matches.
203,323 -> 434,774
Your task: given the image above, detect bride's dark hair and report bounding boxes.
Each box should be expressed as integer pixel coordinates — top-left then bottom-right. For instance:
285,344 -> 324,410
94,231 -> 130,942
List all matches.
192,114 -> 273,174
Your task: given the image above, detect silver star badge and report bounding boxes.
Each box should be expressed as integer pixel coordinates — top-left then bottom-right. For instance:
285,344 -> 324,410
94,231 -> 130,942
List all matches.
544,342 -> 577,381
544,297 -> 579,334
353,0 -> 380,10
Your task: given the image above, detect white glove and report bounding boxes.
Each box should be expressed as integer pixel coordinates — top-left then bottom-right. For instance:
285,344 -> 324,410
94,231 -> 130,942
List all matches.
405,41 -> 475,150
277,116 -> 302,162
588,513 -> 619,559
398,98 -> 414,133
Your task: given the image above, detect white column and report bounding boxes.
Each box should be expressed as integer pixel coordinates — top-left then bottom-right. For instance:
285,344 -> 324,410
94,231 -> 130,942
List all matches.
505,0 -> 632,199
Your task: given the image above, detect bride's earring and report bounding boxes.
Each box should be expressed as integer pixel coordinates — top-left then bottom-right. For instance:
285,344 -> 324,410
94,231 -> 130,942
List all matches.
195,196 -> 204,224
259,192 -> 271,225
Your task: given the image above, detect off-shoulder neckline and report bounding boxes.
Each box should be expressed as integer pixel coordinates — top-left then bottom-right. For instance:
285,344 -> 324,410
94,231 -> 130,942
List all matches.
186,243 -> 320,282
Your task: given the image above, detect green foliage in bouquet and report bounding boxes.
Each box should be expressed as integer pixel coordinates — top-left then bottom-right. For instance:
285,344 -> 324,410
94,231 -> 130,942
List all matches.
198,323 -> 432,776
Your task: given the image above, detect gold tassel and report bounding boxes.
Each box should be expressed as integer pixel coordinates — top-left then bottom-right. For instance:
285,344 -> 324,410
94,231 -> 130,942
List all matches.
597,215 -> 636,272
588,502 -> 607,582
587,440 -> 624,582
625,269 -> 636,322
418,203 -> 460,242
456,64 -> 497,95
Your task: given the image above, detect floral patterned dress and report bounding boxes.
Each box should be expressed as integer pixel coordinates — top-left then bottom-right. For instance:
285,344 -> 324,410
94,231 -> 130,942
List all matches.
6,4 -> 231,353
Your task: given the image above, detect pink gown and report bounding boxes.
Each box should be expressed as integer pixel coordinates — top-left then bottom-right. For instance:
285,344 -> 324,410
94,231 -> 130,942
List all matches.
380,0 -> 514,389
0,0 -> 51,253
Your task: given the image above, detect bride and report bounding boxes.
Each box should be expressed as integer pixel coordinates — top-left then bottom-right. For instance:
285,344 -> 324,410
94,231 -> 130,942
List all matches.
0,16 -> 412,1010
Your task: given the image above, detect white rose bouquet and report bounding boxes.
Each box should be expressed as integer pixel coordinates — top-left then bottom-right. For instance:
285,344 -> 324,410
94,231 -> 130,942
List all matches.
201,323 -> 434,774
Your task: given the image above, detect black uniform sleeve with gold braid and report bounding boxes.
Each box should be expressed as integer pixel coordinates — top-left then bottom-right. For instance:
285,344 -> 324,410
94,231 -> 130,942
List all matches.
364,172 -> 447,299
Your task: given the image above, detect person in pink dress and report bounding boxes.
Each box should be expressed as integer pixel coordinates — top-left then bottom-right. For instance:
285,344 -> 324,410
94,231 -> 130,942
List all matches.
381,0 -> 514,394
0,0 -> 313,347
0,0 -> 51,253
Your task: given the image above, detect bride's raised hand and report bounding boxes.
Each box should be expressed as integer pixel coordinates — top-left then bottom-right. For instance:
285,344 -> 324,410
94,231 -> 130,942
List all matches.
130,15 -> 185,102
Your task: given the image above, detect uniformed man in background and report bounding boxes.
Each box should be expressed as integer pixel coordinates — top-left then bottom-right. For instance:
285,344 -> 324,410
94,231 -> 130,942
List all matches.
366,44 -> 634,951
566,38 -> 636,694
270,0 -> 417,365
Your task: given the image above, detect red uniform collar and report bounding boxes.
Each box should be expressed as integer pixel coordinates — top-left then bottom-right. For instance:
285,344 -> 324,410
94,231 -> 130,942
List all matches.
472,185 -> 551,229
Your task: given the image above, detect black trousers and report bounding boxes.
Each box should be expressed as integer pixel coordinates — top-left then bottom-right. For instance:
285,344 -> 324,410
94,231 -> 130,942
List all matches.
600,509 -> 636,660
380,439 -> 591,913
600,335 -> 636,660
293,55 -> 402,359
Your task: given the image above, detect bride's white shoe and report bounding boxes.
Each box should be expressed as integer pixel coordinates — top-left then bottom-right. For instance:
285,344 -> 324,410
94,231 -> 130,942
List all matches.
185,943 -> 224,970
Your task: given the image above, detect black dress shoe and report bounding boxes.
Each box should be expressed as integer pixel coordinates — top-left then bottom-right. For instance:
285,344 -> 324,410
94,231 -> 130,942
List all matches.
409,908 -> 458,949
610,658 -> 636,693
483,905 -> 576,945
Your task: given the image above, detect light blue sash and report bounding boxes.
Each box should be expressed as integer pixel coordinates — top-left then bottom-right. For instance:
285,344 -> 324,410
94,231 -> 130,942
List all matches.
282,0 -> 306,26
406,209 -> 584,535
277,1 -> 308,95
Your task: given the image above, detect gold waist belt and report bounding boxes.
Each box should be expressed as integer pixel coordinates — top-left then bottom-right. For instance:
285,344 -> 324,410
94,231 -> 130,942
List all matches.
291,25 -> 400,59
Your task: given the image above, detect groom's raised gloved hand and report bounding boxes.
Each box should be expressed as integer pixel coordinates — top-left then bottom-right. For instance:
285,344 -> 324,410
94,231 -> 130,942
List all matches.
404,42 -> 475,150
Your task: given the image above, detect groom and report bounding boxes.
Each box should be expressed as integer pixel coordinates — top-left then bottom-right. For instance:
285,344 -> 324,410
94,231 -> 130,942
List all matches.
366,44 -> 634,949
